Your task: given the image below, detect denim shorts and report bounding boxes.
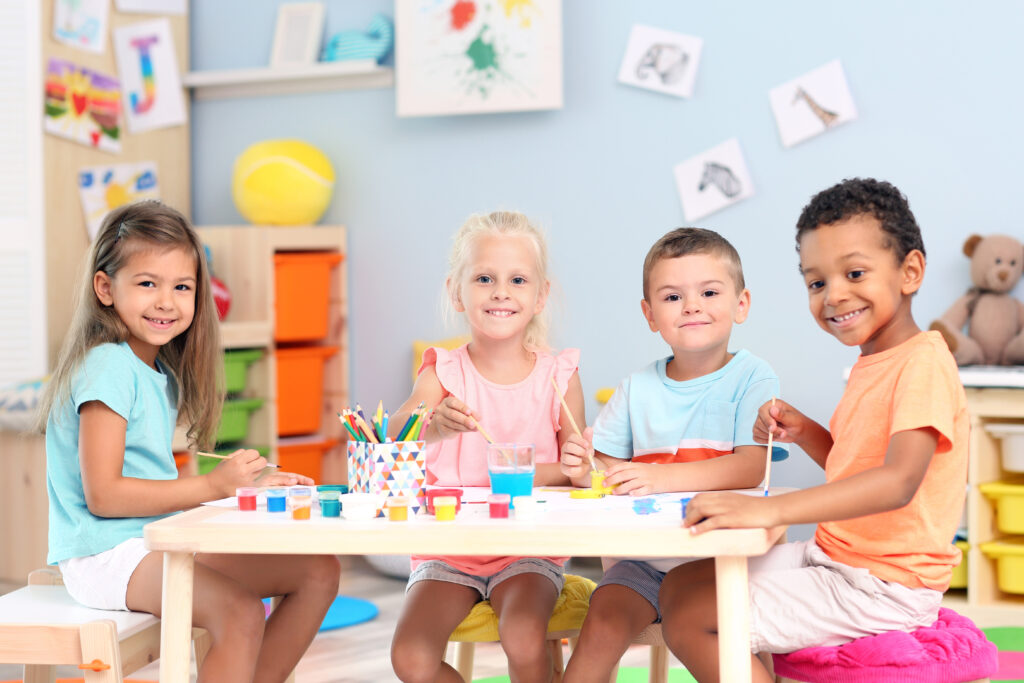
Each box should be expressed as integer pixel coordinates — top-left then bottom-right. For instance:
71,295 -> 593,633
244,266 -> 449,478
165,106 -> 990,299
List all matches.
598,560 -> 666,621
407,558 -> 565,599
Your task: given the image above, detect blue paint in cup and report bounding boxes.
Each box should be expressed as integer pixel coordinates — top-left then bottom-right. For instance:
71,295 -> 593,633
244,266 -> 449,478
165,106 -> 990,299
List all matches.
266,488 -> 287,513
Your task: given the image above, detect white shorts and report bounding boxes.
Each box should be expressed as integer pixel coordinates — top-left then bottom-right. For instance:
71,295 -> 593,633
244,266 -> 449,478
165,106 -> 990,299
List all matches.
58,536 -> 151,611
747,540 -> 942,653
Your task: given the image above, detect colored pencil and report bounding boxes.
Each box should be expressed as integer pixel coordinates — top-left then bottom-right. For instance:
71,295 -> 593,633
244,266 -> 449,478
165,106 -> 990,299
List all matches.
551,377 -> 595,471
763,397 -> 776,496
337,412 -> 360,441
382,410 -> 389,442
351,411 -> 380,444
395,403 -> 423,441
196,451 -> 280,468
411,409 -> 431,440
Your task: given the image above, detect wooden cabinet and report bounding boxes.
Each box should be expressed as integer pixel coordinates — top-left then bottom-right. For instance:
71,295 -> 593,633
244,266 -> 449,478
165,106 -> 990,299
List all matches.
944,387 -> 1024,626
188,225 -> 350,483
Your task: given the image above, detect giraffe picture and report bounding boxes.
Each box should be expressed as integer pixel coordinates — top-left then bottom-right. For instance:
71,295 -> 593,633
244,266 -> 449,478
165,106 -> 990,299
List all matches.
618,24 -> 703,98
673,138 -> 755,222
769,59 -> 858,148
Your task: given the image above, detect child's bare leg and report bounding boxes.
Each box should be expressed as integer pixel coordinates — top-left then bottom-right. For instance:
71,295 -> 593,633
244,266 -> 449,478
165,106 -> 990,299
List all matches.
489,573 -> 559,683
391,580 -> 480,683
126,551 -> 266,683
563,585 -> 656,682
659,559 -> 771,683
197,552 -> 341,683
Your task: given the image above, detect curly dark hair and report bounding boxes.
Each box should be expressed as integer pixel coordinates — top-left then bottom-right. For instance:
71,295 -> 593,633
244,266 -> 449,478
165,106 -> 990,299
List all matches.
795,178 -> 925,262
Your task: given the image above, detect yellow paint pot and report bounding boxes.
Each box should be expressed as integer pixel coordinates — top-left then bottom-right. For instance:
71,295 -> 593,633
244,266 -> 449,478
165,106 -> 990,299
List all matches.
434,495 -> 457,521
387,495 -> 410,522
591,470 -> 617,495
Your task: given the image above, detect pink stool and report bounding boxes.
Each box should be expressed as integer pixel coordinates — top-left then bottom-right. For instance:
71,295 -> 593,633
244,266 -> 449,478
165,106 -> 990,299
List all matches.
773,608 -> 997,683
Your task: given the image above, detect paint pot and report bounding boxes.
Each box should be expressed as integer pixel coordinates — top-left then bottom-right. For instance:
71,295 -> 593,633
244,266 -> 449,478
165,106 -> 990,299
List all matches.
340,493 -> 381,521
236,487 -> 258,511
488,493 -> 511,518
317,484 -> 349,495
434,495 -> 457,521
266,487 -> 287,513
591,470 -> 617,494
513,495 -> 540,521
425,488 -> 462,515
680,497 -> 692,518
387,495 -> 410,522
632,498 -> 659,515
319,489 -> 341,518
290,486 -> 312,520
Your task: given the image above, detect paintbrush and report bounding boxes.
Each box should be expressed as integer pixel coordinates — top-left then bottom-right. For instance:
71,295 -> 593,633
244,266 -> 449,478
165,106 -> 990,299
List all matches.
196,451 -> 280,468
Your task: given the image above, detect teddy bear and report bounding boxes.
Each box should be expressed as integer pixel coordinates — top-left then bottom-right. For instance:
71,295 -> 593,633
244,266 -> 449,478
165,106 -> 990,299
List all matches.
930,233 -> 1024,366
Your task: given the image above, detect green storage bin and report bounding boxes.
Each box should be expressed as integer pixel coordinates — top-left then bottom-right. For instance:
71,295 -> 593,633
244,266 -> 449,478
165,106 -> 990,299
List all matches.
216,397 -> 264,444
223,349 -> 263,395
198,445 -> 270,475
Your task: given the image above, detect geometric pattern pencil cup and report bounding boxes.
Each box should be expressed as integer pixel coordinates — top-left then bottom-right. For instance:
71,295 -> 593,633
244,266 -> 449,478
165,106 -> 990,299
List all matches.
347,440 -> 427,518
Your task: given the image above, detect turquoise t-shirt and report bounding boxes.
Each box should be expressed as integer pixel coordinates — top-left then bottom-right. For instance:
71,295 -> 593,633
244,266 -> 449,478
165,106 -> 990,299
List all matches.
46,342 -> 179,564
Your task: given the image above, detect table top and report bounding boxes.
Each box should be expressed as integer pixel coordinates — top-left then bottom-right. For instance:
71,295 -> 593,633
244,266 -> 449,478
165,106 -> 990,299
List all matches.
144,490 -> 786,559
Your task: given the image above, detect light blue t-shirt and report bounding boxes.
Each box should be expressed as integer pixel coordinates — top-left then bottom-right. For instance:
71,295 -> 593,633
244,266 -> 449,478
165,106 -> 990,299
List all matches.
593,349 -> 788,464
46,342 -> 179,564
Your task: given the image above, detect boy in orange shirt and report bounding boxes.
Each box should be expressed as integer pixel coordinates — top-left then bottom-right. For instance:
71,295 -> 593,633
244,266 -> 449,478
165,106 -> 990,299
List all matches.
659,178 -> 969,682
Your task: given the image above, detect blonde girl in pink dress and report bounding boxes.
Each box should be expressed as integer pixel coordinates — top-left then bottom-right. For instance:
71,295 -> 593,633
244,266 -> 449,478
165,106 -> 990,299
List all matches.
389,210 -> 585,683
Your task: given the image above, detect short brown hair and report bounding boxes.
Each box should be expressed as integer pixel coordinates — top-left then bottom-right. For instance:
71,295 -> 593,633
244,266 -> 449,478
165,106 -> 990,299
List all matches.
642,227 -> 745,300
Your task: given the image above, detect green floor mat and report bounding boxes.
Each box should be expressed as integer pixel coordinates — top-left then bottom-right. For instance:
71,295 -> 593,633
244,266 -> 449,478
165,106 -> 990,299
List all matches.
475,667 -> 696,682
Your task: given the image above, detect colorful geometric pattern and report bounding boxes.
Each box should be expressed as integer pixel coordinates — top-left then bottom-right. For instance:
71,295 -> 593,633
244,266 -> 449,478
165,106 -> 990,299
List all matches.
347,440 -> 426,517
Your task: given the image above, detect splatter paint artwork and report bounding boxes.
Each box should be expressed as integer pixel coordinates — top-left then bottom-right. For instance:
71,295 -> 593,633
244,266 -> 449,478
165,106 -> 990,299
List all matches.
673,139 -> 755,222
769,60 -> 857,148
78,162 -> 160,239
43,58 -> 122,153
396,0 -> 563,117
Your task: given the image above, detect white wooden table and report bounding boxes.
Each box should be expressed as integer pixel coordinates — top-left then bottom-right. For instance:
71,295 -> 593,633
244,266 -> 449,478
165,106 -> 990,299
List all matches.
145,495 -> 786,682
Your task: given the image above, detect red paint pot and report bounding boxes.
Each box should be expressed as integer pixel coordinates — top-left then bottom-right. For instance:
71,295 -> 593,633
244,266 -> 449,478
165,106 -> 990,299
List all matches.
488,493 -> 510,518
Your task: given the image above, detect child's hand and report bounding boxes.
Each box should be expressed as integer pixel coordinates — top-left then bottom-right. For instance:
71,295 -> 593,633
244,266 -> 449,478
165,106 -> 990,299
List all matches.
604,461 -> 659,496
257,470 -> 314,487
207,449 -> 270,497
683,491 -> 776,534
432,396 -> 479,440
560,427 -> 595,480
753,399 -> 806,444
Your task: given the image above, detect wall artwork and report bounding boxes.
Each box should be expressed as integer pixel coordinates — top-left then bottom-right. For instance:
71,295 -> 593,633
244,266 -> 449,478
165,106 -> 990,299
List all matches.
769,59 -> 857,148
44,58 -> 122,153
53,0 -> 110,54
617,24 -> 703,99
114,0 -> 186,14
78,162 -> 160,239
673,138 -> 755,222
113,19 -> 187,133
395,0 -> 563,118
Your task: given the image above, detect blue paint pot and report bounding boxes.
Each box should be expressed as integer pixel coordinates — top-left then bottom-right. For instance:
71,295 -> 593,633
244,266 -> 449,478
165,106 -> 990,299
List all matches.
266,488 -> 287,513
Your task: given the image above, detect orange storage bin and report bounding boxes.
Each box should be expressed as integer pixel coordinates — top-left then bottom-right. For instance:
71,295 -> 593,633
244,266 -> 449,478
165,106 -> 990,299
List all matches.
276,345 -> 339,436
277,438 -> 340,483
274,252 -> 344,342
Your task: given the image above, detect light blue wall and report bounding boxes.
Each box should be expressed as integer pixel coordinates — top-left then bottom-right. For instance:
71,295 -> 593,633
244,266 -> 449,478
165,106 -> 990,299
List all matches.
191,2 -> 1024,536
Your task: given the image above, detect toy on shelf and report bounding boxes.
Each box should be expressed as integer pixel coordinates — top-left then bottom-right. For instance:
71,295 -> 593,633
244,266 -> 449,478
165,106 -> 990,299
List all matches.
321,13 -> 393,64
203,245 -> 231,321
232,139 -> 335,225
930,233 -> 1024,366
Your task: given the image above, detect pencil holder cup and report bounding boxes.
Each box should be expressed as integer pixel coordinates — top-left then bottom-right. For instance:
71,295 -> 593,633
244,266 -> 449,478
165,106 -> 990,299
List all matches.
347,440 -> 427,518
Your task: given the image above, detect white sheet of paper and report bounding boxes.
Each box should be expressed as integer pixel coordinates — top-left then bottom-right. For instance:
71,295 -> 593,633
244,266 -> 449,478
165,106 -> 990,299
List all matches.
617,24 -> 702,98
53,0 -> 110,54
769,59 -> 858,148
673,138 -> 755,222
115,0 -> 186,14
77,161 -> 159,239
113,18 -> 187,133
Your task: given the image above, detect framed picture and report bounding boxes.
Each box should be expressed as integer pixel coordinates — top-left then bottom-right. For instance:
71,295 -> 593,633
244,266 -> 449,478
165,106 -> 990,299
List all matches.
395,0 -> 563,118
270,2 -> 326,67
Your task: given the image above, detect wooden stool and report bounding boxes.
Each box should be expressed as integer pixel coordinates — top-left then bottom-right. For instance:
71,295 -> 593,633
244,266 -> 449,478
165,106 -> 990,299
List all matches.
772,608 -> 997,683
608,623 -> 669,683
0,568 -> 209,683
445,573 -> 596,683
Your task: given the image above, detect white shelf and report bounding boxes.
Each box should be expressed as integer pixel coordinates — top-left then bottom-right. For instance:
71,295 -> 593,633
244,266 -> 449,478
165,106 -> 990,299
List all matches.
183,60 -> 393,100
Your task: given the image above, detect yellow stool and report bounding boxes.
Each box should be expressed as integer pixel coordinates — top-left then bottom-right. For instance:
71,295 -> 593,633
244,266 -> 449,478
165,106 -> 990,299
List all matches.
445,573 -> 595,683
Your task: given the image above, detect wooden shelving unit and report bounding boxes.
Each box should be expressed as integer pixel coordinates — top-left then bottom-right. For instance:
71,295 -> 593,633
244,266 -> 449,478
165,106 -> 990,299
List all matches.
943,387 -> 1024,626
183,60 -> 393,100
190,225 -> 350,483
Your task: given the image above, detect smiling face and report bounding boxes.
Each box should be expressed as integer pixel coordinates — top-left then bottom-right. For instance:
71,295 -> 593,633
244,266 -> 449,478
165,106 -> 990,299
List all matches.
641,253 -> 750,375
93,244 -> 198,368
450,233 -> 549,344
798,213 -> 924,355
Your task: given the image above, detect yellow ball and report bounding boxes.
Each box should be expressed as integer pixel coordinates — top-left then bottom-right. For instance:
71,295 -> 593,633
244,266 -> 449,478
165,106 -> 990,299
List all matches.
232,139 -> 335,225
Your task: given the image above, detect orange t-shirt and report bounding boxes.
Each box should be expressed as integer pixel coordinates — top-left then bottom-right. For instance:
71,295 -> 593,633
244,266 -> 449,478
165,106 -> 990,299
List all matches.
815,331 -> 968,591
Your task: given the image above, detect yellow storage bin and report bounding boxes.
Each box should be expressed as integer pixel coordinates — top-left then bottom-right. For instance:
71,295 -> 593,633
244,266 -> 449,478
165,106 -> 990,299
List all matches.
949,540 -> 968,589
979,538 -> 1024,594
979,479 -> 1024,534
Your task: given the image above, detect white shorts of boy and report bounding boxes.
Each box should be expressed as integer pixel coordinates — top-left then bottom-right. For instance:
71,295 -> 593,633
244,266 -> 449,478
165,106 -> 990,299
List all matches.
748,539 -> 942,654
59,536 -> 151,611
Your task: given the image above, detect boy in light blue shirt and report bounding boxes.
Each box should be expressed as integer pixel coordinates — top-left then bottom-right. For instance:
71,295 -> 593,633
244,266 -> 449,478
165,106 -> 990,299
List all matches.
560,227 -> 786,682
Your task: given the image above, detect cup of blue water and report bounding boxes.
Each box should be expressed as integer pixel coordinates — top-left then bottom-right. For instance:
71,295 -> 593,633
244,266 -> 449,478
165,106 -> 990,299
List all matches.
487,443 -> 535,508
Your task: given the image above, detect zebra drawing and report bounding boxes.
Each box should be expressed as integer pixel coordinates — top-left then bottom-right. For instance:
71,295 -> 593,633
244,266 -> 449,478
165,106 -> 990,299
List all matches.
698,162 -> 742,198
636,43 -> 689,85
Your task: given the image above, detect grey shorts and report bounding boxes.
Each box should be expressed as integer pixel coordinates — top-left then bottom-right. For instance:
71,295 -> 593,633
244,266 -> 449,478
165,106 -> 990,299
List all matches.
407,558 -> 565,599
598,560 -> 666,621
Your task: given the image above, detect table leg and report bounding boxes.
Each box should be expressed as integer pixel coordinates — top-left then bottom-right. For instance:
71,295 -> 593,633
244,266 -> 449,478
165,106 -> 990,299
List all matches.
159,550 -> 195,683
715,555 -> 751,683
